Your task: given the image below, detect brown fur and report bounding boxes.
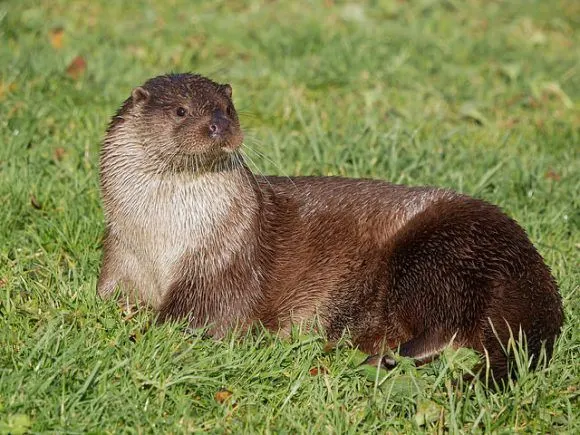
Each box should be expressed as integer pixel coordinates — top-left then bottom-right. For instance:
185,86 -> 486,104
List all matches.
99,73 -> 563,384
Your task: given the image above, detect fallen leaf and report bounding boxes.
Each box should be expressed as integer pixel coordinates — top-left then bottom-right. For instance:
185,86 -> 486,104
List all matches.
323,341 -> 336,353
459,102 -> 488,126
0,414 -> 32,435
379,375 -> 427,397
498,63 -> 521,82
49,27 -> 64,49
351,349 -> 371,366
360,361 -> 390,384
545,169 -> 561,181
309,366 -> 328,376
54,147 -> 66,161
30,195 -> 42,210
501,117 -> 519,129
541,82 -> 573,109
442,347 -> 480,373
525,96 -> 541,109
0,278 -> 7,288
505,93 -> 524,106
529,31 -> 547,46
214,389 -> 233,403
0,81 -> 17,102
123,309 -> 139,322
414,399 -> 443,426
66,56 -> 87,80
101,318 -> 115,330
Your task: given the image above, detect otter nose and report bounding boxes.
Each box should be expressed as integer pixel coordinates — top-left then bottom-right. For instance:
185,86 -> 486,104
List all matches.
209,109 -> 231,138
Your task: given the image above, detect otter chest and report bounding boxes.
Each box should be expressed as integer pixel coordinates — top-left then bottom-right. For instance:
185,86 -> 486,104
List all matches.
110,175 -> 254,305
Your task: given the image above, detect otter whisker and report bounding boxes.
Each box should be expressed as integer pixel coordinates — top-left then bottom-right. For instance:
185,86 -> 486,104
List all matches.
234,152 -> 265,197
243,143 -> 297,191
234,152 -> 254,188
242,151 -> 275,193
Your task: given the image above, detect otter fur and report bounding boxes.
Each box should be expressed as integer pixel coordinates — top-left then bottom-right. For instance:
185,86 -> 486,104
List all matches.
98,73 -> 563,383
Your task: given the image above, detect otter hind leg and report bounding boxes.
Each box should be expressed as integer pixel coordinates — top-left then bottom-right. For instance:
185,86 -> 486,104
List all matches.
364,329 -> 451,369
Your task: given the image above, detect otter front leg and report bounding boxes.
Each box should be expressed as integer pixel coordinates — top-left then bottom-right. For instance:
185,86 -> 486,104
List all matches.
98,243 -> 120,299
98,244 -> 148,321
97,271 -> 120,299
97,271 -> 134,312
97,235 -> 139,302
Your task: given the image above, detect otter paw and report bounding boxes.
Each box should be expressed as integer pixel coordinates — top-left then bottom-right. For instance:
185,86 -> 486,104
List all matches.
363,354 -> 398,370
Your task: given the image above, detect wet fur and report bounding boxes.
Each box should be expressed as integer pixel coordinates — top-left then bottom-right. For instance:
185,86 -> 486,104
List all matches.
99,74 -> 563,384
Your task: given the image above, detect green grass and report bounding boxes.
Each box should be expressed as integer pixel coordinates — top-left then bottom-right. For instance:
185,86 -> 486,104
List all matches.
1,0 -> 579,432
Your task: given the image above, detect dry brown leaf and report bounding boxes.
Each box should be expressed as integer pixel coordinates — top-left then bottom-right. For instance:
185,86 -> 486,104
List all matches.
505,93 -> 524,107
54,147 -> 66,161
526,96 -> 541,109
0,82 -> 8,100
0,81 -> 17,100
501,117 -> 519,129
214,389 -> 233,403
66,56 -> 87,80
0,277 -> 7,288
309,366 -> 328,376
541,82 -> 573,109
30,195 -> 42,210
322,341 -> 336,353
545,169 -> 561,181
49,27 -> 64,49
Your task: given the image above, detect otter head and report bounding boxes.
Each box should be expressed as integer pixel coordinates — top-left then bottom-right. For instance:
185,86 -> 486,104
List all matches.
110,73 -> 243,173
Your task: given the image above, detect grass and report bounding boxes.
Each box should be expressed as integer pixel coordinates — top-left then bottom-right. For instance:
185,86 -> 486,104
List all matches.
0,0 -> 579,432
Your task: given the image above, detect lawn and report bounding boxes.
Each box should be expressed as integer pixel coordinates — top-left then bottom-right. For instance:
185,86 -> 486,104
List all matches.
1,0 -> 579,432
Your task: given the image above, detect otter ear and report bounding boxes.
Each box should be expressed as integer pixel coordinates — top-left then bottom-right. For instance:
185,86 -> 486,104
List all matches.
221,84 -> 232,99
131,87 -> 150,104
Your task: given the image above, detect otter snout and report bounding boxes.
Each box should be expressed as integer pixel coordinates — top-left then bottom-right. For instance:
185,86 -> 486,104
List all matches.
209,109 -> 231,139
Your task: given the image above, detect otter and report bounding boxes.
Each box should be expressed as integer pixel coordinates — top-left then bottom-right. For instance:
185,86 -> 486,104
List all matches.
98,73 -> 563,383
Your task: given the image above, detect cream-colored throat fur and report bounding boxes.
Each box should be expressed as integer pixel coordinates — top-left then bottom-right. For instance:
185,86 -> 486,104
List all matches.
104,167 -> 257,308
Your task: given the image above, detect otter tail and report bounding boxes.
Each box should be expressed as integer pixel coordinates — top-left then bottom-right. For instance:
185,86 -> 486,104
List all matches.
476,278 -> 563,384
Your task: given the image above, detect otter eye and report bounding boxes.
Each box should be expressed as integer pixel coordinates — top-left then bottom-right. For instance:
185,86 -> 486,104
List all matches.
176,107 -> 187,117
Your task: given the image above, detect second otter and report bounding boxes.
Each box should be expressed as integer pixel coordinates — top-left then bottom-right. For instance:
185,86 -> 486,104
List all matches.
98,73 -> 563,383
